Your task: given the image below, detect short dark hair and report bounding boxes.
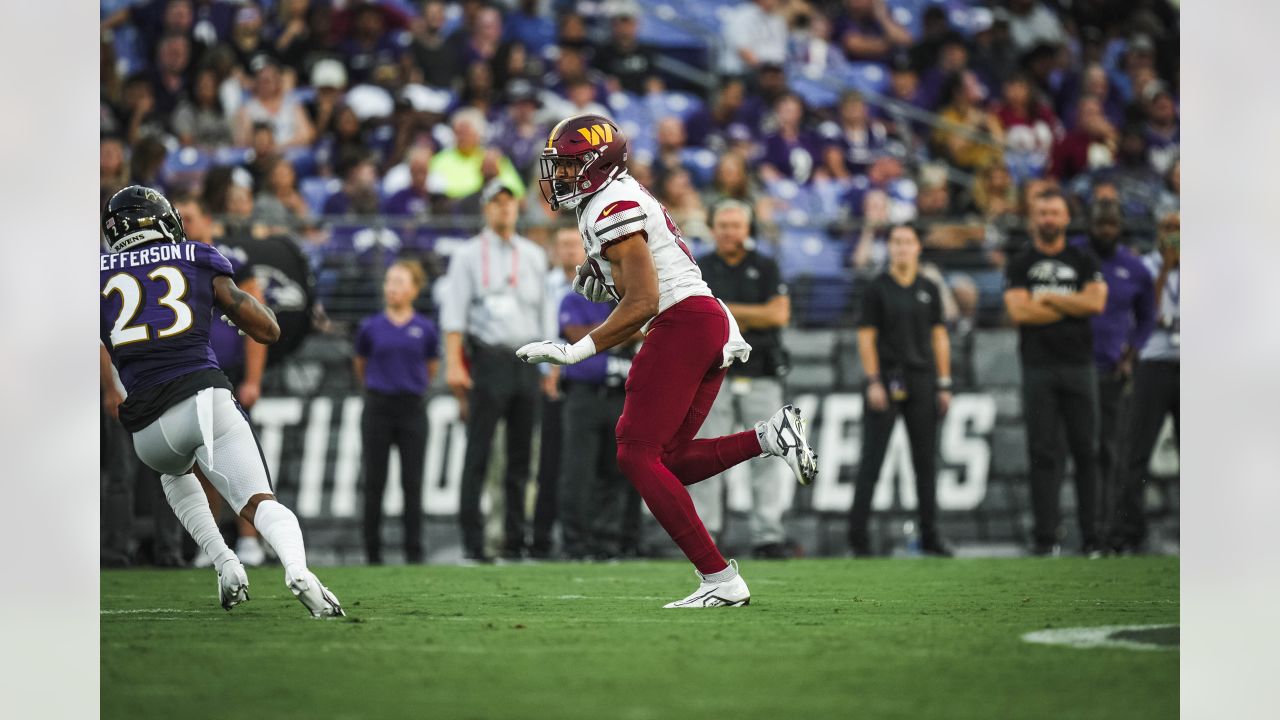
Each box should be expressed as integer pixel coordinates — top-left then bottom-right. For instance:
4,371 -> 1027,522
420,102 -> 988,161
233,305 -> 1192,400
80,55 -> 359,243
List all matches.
169,191 -> 210,218
889,222 -> 921,240
1034,187 -> 1069,206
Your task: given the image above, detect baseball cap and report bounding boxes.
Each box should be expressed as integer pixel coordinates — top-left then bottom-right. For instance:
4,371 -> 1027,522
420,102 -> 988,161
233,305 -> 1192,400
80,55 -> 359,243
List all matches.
506,78 -> 541,107
607,0 -> 641,18
482,179 -> 516,204
311,59 -> 348,89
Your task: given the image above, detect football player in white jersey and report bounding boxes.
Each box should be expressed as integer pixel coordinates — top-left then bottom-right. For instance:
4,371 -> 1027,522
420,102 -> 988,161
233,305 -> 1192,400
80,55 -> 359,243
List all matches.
516,114 -> 818,608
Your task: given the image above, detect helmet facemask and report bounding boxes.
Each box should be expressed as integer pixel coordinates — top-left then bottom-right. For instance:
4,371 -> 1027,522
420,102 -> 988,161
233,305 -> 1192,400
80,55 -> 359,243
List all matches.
539,150 -> 594,211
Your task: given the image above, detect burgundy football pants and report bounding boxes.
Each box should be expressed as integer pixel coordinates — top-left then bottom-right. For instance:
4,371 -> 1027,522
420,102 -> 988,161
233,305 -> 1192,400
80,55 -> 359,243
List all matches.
615,295 -> 764,575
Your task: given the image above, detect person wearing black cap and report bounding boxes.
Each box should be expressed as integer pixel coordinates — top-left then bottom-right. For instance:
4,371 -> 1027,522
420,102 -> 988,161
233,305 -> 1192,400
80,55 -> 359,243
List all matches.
1004,188 -> 1107,556
441,179 -> 548,561
849,224 -> 954,557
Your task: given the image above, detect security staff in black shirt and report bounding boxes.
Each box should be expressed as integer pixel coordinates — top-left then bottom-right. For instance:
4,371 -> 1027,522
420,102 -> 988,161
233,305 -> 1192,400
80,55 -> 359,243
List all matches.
693,199 -> 792,558
1004,189 -> 1108,556
850,224 -> 953,557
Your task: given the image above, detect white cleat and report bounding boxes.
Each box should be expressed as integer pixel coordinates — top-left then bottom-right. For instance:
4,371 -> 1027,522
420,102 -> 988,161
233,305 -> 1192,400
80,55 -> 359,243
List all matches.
663,559 -> 751,608
236,536 -> 267,567
216,556 -> 250,611
287,570 -> 345,618
757,404 -> 818,486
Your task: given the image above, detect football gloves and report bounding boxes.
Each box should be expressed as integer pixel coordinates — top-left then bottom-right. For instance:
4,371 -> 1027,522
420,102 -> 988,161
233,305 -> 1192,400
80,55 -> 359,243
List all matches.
516,336 -> 597,366
220,314 -> 246,336
573,265 -> 612,303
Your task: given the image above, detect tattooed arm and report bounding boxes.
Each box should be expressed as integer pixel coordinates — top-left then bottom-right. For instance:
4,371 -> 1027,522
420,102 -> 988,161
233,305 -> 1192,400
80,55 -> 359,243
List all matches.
213,275 -> 281,344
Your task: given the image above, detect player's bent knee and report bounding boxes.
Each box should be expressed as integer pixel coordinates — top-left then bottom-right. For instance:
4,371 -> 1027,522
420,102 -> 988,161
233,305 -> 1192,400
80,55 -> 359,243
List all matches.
238,492 -> 276,524
616,440 -> 658,479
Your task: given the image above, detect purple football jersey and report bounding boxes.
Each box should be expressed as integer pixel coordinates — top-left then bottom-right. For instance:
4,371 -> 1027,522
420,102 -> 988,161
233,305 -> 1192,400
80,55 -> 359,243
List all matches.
100,241 -> 233,395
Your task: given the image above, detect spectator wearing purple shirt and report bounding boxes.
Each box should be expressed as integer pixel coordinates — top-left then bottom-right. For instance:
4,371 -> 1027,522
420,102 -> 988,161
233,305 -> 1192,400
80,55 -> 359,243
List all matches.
1072,201 -> 1156,536
556,291 -> 638,559
684,78 -> 763,151
759,95 -> 822,185
1142,83 -> 1179,177
834,0 -> 912,64
337,3 -> 404,86
382,146 -> 435,218
818,91 -> 890,176
353,260 -> 440,564
324,156 -> 381,216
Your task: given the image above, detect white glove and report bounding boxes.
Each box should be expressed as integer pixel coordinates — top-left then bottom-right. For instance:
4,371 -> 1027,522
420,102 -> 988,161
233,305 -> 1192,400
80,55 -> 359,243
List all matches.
220,314 -> 246,336
515,336 -> 597,366
573,265 -> 612,303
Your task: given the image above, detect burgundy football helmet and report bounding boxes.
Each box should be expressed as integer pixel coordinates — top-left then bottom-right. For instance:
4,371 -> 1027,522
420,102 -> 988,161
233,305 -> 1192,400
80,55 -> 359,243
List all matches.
539,114 -> 628,211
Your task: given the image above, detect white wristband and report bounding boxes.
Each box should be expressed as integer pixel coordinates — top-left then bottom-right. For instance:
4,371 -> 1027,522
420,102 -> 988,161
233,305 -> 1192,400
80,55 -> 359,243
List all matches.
566,335 -> 598,363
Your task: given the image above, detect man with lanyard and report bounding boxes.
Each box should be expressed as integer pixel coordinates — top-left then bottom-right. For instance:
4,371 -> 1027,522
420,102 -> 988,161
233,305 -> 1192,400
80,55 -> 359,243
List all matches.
1112,209 -> 1179,554
1071,200 -> 1156,541
442,180 -> 548,562
530,227 -> 584,559
556,286 -> 639,559
1004,188 -> 1108,556
850,224 -> 953,557
692,200 -> 793,559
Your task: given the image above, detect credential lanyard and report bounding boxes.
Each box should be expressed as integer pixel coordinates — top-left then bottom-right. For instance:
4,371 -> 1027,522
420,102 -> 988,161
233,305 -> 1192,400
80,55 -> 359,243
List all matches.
481,233 -> 519,290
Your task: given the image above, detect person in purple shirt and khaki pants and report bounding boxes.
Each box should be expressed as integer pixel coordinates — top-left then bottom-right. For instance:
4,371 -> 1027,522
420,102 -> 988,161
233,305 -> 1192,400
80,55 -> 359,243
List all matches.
1072,200 -> 1156,545
353,260 -> 440,564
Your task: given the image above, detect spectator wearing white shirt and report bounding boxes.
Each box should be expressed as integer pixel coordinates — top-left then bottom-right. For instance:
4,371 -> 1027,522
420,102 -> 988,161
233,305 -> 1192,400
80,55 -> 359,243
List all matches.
720,0 -> 789,76
1006,0 -> 1066,53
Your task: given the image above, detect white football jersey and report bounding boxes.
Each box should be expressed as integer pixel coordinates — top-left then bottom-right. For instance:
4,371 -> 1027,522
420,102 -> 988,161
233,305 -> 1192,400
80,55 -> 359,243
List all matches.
575,173 -> 713,314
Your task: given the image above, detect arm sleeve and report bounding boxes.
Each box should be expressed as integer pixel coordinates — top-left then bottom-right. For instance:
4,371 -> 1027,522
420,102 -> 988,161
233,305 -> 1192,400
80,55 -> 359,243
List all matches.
928,280 -> 944,326
354,318 -> 373,358
1005,254 -> 1028,290
424,320 -> 440,360
857,281 -> 883,329
592,200 -> 648,250
439,248 -> 473,334
762,257 -> 788,298
1080,251 -> 1104,284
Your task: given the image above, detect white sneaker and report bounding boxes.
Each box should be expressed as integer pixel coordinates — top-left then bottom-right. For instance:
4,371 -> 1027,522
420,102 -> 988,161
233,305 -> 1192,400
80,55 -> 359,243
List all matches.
191,548 -> 214,568
216,556 -> 250,611
663,559 -> 751,608
757,405 -> 818,486
236,536 -> 266,567
287,570 -> 345,618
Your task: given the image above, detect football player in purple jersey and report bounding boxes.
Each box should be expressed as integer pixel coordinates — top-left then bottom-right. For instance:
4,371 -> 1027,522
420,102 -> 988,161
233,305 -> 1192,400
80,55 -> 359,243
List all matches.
100,185 -> 343,617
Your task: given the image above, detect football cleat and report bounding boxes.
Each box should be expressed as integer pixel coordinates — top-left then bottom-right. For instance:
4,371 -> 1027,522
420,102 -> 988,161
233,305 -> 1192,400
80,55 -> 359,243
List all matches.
757,405 -> 819,486
216,556 -> 250,611
287,570 -> 345,618
663,559 -> 751,609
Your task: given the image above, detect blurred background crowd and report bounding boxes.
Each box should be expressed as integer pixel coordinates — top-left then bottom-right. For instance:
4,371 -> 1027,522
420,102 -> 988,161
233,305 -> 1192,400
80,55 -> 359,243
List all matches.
99,0 -> 1180,565
100,0 -> 1179,329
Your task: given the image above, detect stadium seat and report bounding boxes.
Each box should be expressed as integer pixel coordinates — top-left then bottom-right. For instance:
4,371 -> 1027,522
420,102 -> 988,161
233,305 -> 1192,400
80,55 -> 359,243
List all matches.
282,146 -> 319,179
161,147 -> 211,187
301,177 -> 342,216
212,146 -> 253,167
777,228 -> 849,280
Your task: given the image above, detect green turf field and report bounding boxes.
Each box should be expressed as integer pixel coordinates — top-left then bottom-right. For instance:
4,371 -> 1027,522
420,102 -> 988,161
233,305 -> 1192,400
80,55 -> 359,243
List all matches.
101,557 -> 1178,719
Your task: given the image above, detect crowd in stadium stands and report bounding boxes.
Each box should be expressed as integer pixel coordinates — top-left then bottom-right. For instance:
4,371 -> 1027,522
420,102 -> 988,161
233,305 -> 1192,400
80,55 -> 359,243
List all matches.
101,0 -> 1178,325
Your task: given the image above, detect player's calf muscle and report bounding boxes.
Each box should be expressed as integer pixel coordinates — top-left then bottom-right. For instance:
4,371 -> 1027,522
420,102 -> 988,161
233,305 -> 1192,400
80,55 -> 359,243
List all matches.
239,492 -> 276,523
